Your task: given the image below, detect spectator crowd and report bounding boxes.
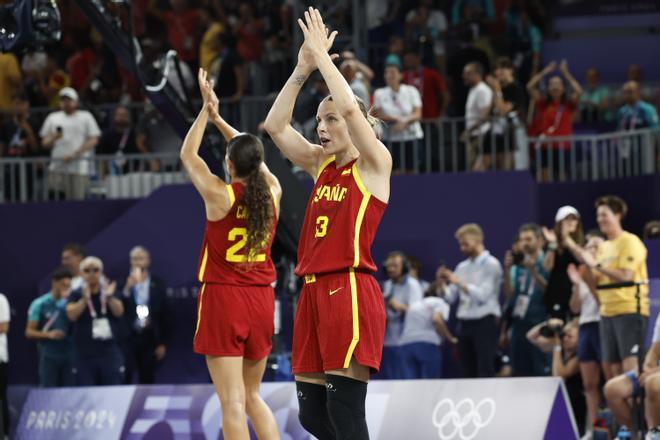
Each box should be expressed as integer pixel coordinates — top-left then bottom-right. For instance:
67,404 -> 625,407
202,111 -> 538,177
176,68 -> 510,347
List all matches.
1,0 -> 659,201
378,194 -> 660,440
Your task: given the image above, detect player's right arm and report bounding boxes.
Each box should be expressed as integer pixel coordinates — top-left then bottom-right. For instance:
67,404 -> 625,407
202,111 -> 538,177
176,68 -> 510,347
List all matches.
180,69 -> 231,219
264,47 -> 324,178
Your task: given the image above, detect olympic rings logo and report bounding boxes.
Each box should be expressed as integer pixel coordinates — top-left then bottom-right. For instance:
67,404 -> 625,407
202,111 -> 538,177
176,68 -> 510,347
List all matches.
431,398 -> 496,440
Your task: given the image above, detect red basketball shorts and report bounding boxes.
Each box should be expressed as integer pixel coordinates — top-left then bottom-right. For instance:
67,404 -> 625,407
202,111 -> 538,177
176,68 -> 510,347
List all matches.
193,283 -> 274,360
292,269 -> 386,374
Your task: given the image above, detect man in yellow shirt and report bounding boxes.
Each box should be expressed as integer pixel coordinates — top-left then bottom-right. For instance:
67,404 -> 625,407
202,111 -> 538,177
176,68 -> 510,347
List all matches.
581,195 -> 648,382
0,53 -> 22,113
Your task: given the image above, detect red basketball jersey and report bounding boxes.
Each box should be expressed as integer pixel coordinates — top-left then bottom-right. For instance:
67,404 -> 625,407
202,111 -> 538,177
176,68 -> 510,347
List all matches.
197,182 -> 277,286
295,157 -> 387,276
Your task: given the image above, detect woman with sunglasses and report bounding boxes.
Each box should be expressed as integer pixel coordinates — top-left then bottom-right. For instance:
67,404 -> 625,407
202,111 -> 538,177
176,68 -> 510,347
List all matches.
66,256 -> 125,385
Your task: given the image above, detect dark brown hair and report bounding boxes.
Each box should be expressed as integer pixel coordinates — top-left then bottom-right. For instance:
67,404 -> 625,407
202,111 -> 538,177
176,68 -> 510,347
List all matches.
595,195 -> 628,220
555,216 -> 584,251
62,242 -> 85,257
227,134 -> 272,263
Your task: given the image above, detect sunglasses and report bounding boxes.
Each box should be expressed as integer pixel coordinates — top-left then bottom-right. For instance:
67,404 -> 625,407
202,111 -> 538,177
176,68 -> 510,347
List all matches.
83,267 -> 101,273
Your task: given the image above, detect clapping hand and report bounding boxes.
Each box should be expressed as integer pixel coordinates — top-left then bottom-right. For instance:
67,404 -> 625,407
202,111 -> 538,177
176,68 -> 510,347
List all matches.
297,8 -> 339,65
542,226 -> 557,245
104,280 -> 117,297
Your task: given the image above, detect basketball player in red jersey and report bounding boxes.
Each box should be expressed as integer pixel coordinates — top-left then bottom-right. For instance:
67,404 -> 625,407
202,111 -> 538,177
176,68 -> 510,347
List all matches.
264,8 -> 392,440
181,69 -> 281,440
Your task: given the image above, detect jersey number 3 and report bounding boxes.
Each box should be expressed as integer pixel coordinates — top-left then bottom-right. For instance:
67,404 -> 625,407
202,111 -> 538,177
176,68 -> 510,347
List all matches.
315,216 -> 329,238
226,227 -> 266,262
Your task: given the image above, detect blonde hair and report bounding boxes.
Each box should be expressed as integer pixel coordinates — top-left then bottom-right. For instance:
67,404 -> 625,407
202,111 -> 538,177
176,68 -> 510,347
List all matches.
455,223 -> 484,241
322,95 -> 381,128
80,256 -> 104,272
564,318 -> 580,332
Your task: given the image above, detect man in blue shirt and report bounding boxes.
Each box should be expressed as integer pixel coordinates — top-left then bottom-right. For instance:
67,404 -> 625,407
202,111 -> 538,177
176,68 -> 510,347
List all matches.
618,81 -> 659,130
504,223 -> 550,376
25,267 -> 74,387
66,256 -> 125,386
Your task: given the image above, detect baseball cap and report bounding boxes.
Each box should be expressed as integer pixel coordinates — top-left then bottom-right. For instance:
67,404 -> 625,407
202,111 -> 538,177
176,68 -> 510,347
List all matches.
555,206 -> 580,223
59,87 -> 79,101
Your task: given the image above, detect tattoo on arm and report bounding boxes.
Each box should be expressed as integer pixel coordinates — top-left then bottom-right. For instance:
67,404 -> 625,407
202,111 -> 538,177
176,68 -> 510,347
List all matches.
293,74 -> 307,86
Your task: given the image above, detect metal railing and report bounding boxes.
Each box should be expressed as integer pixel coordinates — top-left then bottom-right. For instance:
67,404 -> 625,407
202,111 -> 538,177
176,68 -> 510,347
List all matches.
0,152 -> 188,203
2,122 -> 659,203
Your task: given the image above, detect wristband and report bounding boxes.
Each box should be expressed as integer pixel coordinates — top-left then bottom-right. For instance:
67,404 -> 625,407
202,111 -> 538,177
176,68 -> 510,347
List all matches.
553,345 -> 562,353
547,242 -> 558,251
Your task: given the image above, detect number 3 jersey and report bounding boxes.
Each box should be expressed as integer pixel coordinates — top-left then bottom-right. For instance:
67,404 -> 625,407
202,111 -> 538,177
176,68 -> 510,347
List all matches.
295,157 -> 387,276
197,182 -> 277,286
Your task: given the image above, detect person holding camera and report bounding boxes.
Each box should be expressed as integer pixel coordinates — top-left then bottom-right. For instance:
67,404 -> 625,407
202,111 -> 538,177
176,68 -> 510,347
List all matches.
381,251 -> 424,379
604,312 -> 660,439
438,223 -> 503,378
120,246 -> 169,384
66,256 -> 125,385
39,87 -> 100,200
527,318 -> 586,436
567,230 -> 606,439
503,223 -> 550,376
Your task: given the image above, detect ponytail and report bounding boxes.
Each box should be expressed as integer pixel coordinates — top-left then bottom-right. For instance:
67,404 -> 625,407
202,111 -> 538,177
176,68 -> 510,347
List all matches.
243,167 -> 273,263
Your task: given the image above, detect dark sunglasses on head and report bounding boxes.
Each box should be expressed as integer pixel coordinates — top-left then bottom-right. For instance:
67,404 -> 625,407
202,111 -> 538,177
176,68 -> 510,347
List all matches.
83,267 -> 100,273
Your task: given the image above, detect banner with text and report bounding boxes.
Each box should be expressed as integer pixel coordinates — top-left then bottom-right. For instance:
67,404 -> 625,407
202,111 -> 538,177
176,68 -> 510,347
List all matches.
15,378 -> 576,440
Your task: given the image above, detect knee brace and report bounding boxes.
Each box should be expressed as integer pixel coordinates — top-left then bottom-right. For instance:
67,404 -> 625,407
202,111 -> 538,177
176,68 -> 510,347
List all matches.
325,374 -> 369,440
296,381 -> 336,440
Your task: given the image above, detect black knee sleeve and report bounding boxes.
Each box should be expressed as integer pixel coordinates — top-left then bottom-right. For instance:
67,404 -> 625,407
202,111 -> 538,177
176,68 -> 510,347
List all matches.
296,381 -> 336,440
325,374 -> 369,440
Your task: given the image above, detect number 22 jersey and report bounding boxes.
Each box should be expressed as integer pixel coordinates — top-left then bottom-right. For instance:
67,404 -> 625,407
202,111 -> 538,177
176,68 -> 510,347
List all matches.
295,157 -> 387,276
197,182 -> 277,286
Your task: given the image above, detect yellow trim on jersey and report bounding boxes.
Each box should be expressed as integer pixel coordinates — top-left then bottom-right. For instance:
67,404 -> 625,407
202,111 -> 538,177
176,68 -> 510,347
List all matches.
226,184 -> 235,208
304,274 -> 316,284
351,162 -> 369,196
194,283 -> 207,338
351,163 -> 371,268
343,268 -> 360,368
198,244 -> 209,282
316,155 -> 336,180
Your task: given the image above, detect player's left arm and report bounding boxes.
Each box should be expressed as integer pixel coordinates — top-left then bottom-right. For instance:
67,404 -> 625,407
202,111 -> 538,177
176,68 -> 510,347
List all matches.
301,8 -> 392,179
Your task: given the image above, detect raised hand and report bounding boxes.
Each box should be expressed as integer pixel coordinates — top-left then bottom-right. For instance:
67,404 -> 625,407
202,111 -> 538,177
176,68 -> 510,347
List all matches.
543,61 -> 557,75
559,59 -> 569,74
297,8 -> 338,62
104,280 -> 117,297
197,68 -> 215,104
542,226 -> 557,244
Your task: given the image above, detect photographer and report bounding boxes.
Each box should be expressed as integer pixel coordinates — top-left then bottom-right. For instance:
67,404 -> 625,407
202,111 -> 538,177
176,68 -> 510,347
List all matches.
439,223 -> 503,378
527,318 -> 586,435
503,223 -> 550,376
381,251 -> 424,379
604,312 -> 660,438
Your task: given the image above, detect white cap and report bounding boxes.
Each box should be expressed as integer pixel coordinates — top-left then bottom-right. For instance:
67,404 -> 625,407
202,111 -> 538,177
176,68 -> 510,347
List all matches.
555,205 -> 580,223
59,87 -> 79,101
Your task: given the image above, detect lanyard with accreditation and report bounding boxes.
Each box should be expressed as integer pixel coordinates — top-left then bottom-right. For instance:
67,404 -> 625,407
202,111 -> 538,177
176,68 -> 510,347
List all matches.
87,291 -> 113,340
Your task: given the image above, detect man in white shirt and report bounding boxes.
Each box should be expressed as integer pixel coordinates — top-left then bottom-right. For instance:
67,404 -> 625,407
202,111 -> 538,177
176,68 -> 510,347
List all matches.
373,62 -> 424,172
0,292 -> 10,437
462,62 -> 493,170
40,87 -> 101,200
439,223 -> 503,377
380,251 -> 424,379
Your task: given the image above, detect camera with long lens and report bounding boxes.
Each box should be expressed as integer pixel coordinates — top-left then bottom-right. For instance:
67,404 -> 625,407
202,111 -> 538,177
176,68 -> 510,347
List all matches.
539,323 -> 564,338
